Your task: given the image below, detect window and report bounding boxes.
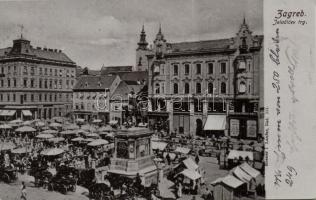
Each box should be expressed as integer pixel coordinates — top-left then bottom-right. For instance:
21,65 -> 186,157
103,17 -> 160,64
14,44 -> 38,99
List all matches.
196,82 -> 201,94
196,63 -> 201,74
30,79 -> 34,88
208,82 -> 213,94
31,94 -> 34,101
55,94 -> 57,101
39,94 -> 42,101
49,80 -> 52,89
0,79 -> 3,87
221,82 -> 226,94
30,67 -> 35,75
184,64 -> 190,75
59,80 -> 62,89
0,94 -> 2,101
173,83 -> 178,94
66,80 -> 69,89
55,69 -> 57,76
23,79 -> 27,88
173,64 -> 178,76
7,94 -> 10,101
39,79 -> 42,88
71,80 -> 74,87
49,94 -> 52,102
24,94 -> 27,101
208,63 -> 213,74
50,69 -> 53,76
59,69 -> 63,77
155,83 -> 160,94
13,79 -> 16,87
44,94 -> 47,101
239,61 -> 246,70
184,83 -> 190,94
239,82 -> 246,93
7,79 -> 10,87
221,63 -> 226,74
7,66 -> 11,74
14,66 -> 17,74
13,94 -> 15,101
44,68 -> 47,75
23,66 -> 28,75
44,80 -> 48,88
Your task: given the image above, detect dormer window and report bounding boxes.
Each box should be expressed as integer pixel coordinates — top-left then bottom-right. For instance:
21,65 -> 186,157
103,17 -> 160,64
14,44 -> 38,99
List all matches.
154,65 -> 160,75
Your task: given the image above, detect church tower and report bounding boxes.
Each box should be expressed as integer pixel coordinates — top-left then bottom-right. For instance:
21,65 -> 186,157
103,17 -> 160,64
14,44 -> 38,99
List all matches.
153,24 -> 167,59
136,25 -> 150,71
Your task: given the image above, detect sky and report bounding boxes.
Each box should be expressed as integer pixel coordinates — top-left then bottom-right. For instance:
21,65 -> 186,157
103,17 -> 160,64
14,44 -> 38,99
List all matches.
0,0 -> 263,70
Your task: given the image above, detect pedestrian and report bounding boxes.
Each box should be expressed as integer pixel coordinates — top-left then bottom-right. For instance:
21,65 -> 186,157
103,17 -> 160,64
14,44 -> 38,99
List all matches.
195,154 -> 200,165
21,181 -> 27,200
166,153 -> 171,165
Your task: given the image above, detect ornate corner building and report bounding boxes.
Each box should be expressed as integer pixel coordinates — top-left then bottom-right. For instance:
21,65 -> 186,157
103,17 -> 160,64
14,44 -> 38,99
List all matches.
0,35 -> 76,120
136,19 -> 263,139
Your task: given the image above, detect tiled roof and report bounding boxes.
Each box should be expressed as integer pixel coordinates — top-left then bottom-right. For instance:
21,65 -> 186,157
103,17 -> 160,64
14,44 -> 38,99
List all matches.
0,46 -> 74,63
101,66 -> 133,75
73,75 -> 116,91
168,38 -> 232,53
116,71 -> 148,82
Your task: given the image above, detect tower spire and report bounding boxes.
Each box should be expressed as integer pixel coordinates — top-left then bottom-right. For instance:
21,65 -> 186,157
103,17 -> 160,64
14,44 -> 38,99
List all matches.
137,24 -> 148,50
158,23 -> 162,34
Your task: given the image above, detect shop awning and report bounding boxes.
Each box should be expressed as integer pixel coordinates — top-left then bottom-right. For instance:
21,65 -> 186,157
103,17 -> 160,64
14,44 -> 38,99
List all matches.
222,175 -> 245,189
179,169 -> 201,180
22,110 -> 32,116
182,157 -> 199,171
204,115 -> 226,130
0,110 -> 16,116
174,147 -> 191,155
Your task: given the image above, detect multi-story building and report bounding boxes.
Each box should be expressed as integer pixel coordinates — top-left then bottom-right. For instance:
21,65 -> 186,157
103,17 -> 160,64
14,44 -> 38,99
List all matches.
143,19 -> 263,139
73,72 -> 147,125
0,35 -> 77,120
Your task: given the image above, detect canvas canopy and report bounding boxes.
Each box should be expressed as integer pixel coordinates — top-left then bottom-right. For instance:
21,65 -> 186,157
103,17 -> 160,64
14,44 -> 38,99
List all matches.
227,150 -> 253,161
174,147 -> 191,155
204,115 -> 226,130
0,110 -> 16,116
22,110 -> 32,116
152,141 -> 168,151
240,162 -> 260,178
182,157 -> 199,171
222,175 -> 245,189
179,169 -> 201,180
231,166 -> 253,183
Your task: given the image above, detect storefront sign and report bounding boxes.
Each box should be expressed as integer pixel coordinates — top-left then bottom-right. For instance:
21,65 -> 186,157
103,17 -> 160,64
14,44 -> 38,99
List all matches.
230,119 -> 239,136
247,120 -> 257,138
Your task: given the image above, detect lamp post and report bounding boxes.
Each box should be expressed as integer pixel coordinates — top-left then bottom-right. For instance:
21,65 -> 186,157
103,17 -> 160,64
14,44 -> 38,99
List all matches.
213,87 -> 216,111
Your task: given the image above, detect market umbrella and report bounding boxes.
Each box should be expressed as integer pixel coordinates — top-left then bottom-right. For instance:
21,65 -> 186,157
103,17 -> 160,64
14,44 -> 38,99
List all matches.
87,139 -> 109,147
9,119 -> 23,124
83,138 -> 95,142
41,129 -> 58,134
109,120 -> 118,125
22,120 -> 33,126
0,124 -> 12,129
11,147 -> 31,154
106,132 -> 115,137
64,124 -> 79,130
98,126 -> 113,132
71,137 -> 84,142
81,125 -> 96,132
77,129 -> 88,135
41,148 -> 64,156
48,137 -> 65,143
75,118 -> 85,124
52,117 -> 64,123
60,130 -> 77,135
92,119 -> 102,123
34,121 -> 45,127
49,122 -> 62,128
15,126 -> 36,133
0,142 -> 16,151
86,133 -> 100,138
36,133 -> 55,139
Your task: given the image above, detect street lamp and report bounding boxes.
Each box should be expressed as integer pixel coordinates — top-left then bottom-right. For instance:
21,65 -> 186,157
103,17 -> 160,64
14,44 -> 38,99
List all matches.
213,87 -> 216,111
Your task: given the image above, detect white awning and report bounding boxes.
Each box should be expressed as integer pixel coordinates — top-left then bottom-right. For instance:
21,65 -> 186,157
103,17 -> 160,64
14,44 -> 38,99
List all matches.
222,175 -> 245,189
179,169 -> 201,180
0,110 -> 16,116
204,115 -> 226,130
22,110 -> 32,116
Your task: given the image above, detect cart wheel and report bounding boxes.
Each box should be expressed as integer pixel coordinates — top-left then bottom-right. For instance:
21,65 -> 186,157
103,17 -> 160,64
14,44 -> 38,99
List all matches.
2,173 -> 10,183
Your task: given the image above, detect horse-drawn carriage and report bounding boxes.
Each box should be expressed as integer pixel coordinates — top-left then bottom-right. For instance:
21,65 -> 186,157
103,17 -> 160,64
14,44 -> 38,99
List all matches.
0,166 -> 17,183
48,165 -> 78,194
88,182 -> 114,200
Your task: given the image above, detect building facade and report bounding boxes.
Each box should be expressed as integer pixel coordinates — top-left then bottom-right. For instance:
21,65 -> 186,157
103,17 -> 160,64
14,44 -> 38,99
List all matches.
144,19 -> 263,139
0,36 -> 76,120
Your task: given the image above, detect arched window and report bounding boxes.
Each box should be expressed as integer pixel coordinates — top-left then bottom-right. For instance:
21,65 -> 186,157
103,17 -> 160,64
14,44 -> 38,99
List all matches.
155,83 -> 160,94
208,82 -> 213,94
173,83 -> 178,94
196,82 -> 201,94
184,83 -> 190,94
221,82 -> 226,94
239,81 -> 246,93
